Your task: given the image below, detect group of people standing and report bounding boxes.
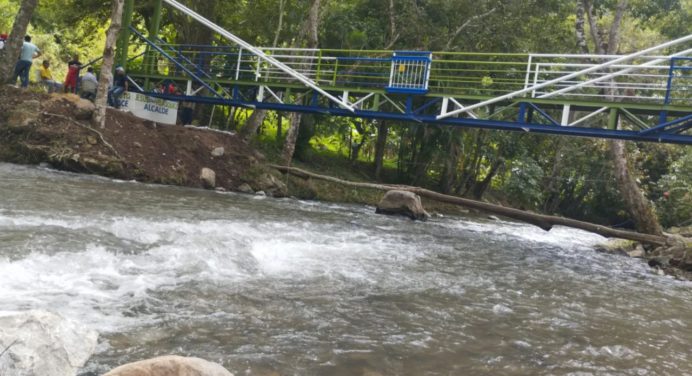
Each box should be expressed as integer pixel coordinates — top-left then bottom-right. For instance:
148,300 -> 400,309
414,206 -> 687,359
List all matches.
6,34 -> 128,107
9,35 -> 97,99
37,55 -> 98,100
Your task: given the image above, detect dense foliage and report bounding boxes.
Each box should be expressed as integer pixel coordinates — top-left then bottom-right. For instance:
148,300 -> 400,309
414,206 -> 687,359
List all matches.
2,0 -> 690,228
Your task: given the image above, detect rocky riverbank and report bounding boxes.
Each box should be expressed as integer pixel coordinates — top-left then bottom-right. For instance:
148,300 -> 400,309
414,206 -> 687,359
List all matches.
596,227 -> 692,281
0,86 -> 286,196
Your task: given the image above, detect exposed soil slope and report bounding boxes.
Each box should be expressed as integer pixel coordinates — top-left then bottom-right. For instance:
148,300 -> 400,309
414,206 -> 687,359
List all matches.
0,86 -> 284,195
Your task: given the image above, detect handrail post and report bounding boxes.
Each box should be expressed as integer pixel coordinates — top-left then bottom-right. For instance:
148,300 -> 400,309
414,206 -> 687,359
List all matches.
660,57 -> 678,124
315,49 -> 323,83
524,54 -> 533,90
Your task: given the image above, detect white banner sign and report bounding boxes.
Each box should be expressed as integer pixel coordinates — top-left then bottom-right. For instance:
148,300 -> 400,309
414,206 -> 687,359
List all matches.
120,92 -> 179,125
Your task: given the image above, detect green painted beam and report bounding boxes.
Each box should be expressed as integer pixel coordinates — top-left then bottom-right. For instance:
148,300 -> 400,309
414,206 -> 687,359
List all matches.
144,0 -> 163,90
609,108 -> 619,130
128,71 -> 692,117
620,108 -> 651,130
116,0 -> 135,68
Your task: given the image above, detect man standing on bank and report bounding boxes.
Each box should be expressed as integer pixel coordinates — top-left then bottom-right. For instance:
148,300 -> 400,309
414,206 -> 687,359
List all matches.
12,35 -> 41,88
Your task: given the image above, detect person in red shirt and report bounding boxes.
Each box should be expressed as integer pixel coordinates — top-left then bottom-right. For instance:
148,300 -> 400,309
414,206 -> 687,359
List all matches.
64,54 -> 82,93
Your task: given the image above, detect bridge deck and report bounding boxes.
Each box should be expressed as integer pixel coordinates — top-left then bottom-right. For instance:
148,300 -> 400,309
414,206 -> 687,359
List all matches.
121,2 -> 692,145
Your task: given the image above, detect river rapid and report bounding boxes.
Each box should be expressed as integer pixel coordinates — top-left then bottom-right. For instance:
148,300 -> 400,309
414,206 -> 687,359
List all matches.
0,163 -> 690,375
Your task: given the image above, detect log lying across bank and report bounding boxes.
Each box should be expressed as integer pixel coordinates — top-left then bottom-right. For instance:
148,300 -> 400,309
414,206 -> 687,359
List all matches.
271,165 -> 668,246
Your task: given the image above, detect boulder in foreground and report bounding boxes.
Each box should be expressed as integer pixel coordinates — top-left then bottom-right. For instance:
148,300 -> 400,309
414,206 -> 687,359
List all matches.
376,190 -> 430,220
104,355 -> 234,376
0,310 -> 98,376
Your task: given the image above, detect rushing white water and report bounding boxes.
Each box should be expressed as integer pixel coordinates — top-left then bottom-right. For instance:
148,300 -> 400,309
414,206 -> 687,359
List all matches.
0,163 -> 690,375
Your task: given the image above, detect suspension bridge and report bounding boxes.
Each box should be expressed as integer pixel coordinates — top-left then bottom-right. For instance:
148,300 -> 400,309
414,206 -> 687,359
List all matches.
119,0 -> 691,145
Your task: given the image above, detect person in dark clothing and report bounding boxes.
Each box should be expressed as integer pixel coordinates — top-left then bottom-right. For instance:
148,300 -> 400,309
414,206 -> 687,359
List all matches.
107,66 -> 128,109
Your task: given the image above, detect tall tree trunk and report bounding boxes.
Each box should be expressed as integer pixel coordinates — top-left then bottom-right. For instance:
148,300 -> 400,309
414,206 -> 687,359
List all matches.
374,121 -> 389,180
580,0 -> 662,235
439,129 -> 462,194
385,0 -> 400,49
609,129 -> 663,235
0,0 -> 39,83
272,0 -> 286,47
472,158 -> 503,200
241,0 -> 286,142
583,0 -> 606,55
282,112 -> 302,164
607,0 -> 628,55
457,130 -> 484,195
411,127 -> 436,186
350,120 -> 368,162
276,112 -> 283,141
93,0 -> 125,129
575,0 -> 589,54
543,140 -> 565,213
301,0 -> 321,48
240,109 -> 268,142
281,0 -> 321,163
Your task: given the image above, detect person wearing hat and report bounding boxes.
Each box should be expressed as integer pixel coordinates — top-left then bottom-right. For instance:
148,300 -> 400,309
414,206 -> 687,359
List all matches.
0,33 -> 7,50
108,66 -> 129,109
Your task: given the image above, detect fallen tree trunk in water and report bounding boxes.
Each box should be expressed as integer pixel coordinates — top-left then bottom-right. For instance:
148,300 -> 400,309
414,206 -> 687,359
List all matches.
271,165 -> 668,246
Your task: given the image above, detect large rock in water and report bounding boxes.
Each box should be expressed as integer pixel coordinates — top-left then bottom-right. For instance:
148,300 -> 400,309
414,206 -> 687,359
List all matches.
0,310 -> 98,376
200,167 -> 216,189
375,190 -> 430,220
254,172 -> 287,197
104,356 -> 234,376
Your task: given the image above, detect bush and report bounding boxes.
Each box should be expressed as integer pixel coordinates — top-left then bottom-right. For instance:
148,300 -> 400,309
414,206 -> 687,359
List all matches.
656,152 -> 692,228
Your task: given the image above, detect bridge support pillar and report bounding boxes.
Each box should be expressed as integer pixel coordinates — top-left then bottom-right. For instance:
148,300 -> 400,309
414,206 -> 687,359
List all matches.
405,96 -> 414,114
561,104 -> 571,125
370,94 -> 381,111
144,0 -> 163,90
517,102 -> 528,123
608,108 -> 619,130
116,0 -> 135,69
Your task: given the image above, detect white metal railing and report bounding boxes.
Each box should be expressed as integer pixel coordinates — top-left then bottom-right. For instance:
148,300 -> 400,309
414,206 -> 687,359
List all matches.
162,0 -> 354,111
135,17 -> 690,112
525,51 -> 692,103
437,34 -> 692,119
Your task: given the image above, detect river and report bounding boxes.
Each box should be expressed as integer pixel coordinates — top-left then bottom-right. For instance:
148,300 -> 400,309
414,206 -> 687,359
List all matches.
0,163 -> 690,375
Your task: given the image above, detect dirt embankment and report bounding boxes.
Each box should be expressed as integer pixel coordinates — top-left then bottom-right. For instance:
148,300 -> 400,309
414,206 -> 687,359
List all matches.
0,86 -> 286,195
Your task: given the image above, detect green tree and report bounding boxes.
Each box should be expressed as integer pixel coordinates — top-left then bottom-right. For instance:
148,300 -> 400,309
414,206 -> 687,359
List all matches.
0,0 -> 39,84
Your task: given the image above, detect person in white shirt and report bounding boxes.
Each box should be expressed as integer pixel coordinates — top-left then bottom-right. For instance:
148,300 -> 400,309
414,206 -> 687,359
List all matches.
80,67 -> 99,101
12,35 -> 41,88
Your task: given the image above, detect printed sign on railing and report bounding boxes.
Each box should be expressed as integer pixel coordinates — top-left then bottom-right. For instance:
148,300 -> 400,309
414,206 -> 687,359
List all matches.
119,92 -> 179,125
